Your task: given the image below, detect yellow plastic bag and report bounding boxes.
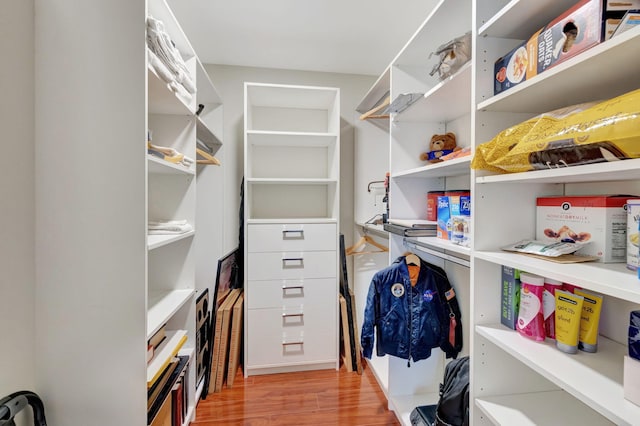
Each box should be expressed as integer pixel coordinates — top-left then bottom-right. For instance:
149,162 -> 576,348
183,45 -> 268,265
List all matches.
471,88 -> 640,173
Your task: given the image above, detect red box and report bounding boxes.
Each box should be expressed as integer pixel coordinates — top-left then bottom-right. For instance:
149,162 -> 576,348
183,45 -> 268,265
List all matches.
494,0 -> 603,94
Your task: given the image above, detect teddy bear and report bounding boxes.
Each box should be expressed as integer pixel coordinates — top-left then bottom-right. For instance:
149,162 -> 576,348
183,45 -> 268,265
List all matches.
420,132 -> 459,163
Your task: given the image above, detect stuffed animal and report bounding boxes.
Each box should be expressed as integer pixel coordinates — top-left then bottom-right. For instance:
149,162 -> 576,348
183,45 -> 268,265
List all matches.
420,132 -> 459,163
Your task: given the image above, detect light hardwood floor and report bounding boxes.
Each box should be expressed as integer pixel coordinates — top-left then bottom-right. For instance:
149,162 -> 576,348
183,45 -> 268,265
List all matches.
193,361 -> 400,425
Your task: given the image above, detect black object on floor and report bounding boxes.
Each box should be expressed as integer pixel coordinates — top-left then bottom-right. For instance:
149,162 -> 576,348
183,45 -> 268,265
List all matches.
0,390 -> 47,426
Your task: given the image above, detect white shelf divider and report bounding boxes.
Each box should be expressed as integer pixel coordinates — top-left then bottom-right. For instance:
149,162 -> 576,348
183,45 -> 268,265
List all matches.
147,231 -> 195,251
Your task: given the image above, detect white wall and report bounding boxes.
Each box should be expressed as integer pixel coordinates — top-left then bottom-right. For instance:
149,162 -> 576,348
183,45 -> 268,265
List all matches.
202,64 -> 376,254
0,0 -> 36,396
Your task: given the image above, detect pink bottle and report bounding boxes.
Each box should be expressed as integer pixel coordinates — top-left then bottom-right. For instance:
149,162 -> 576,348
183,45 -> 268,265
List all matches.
517,273 -> 546,341
543,278 -> 563,339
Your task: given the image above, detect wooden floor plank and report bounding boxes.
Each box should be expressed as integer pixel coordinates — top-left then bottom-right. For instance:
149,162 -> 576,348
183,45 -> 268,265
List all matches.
193,361 -> 399,425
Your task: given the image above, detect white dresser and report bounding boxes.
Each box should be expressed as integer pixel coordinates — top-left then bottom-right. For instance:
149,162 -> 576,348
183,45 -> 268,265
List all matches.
243,83 -> 340,375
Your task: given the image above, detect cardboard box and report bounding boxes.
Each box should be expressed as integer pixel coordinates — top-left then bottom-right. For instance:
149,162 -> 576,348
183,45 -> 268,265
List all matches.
437,196 -> 450,240
437,192 -> 471,241
536,195 -> 631,263
494,0 -> 603,95
501,266 -> 521,330
605,0 -> 640,12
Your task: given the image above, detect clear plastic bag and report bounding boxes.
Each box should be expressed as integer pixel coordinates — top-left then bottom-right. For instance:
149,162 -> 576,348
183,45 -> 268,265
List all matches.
429,32 -> 472,80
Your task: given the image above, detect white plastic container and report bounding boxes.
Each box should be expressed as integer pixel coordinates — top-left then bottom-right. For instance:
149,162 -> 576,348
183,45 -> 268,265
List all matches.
627,199 -> 640,270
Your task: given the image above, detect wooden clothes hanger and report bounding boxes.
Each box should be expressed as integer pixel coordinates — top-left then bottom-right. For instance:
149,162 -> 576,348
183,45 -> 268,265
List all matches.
196,147 -> 221,165
346,234 -> 388,256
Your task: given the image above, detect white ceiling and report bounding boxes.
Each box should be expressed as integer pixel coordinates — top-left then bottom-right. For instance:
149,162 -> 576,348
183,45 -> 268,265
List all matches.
166,0 -> 434,76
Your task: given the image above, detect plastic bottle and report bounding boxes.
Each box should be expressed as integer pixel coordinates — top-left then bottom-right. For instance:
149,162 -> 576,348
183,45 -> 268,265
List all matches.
516,272 -> 546,341
543,278 -> 563,339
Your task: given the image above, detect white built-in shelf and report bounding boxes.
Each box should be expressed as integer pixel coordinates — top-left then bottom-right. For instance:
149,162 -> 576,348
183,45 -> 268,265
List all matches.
406,236 -> 471,257
247,130 -> 338,146
147,64 -> 193,116
393,156 -> 471,179
356,222 -> 388,239
393,0 -> 470,66
474,250 -> 640,304
478,0 -> 578,39
195,58 -> 222,105
394,63 -> 471,123
147,289 -> 195,339
147,231 -> 195,251
147,329 -> 188,386
476,158 -> 640,185
148,155 -> 195,175
477,27 -> 640,114
476,324 -> 640,425
355,67 -> 390,114
196,116 -> 221,148
476,390 -> 615,425
247,83 -> 339,110
247,178 -> 338,185
247,218 -> 338,225
148,0 -> 194,61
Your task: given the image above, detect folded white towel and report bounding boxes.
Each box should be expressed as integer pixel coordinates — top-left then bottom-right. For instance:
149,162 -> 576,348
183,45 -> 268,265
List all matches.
168,80 -> 193,102
149,219 -> 188,226
147,16 -> 195,94
148,226 -> 193,235
147,48 -> 175,85
148,223 -> 193,233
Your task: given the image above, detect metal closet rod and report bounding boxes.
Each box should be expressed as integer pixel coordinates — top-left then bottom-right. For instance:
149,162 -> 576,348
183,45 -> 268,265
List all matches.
403,240 -> 470,268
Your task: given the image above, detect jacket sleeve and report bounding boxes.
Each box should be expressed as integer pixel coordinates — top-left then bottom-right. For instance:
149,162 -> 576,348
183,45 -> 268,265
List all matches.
434,270 -> 463,359
361,275 -> 379,359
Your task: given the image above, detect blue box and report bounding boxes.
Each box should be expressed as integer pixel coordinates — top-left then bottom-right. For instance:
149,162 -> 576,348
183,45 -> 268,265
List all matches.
437,196 -> 450,240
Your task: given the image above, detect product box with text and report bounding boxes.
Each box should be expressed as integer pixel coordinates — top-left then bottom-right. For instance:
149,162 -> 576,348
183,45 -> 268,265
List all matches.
536,195 -> 632,263
501,266 -> 521,330
494,0 -> 603,95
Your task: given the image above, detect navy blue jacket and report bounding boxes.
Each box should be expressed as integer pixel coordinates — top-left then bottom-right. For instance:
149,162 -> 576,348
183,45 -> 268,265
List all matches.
361,256 -> 462,362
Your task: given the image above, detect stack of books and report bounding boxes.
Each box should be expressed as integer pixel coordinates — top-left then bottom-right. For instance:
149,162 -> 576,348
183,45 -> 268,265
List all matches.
384,219 -> 437,237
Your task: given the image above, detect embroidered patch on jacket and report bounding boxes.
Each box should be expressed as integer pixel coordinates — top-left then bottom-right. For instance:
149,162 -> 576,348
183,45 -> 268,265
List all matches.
445,288 -> 456,301
391,283 -> 405,298
423,289 -> 434,302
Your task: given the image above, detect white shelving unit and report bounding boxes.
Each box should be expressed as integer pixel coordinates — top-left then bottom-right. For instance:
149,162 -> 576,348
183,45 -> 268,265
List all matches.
33,0 -> 224,424
243,82 -> 341,376
471,1 -> 640,425
355,0 -> 640,425
355,1 -> 472,424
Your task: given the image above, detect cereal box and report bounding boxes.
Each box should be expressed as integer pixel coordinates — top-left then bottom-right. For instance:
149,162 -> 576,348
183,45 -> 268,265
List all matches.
494,0 -> 603,94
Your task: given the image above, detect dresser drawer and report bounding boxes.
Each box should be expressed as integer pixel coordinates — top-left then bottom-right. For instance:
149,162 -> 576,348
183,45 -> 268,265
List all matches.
248,251 -> 337,281
247,278 -> 336,309
248,223 -> 336,253
246,305 -> 337,367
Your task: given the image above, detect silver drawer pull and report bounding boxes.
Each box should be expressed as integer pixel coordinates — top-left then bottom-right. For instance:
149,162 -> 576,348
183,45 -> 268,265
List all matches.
282,341 -> 303,346
282,257 -> 304,268
282,312 -> 304,318
282,285 -> 304,290
282,229 -> 304,239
